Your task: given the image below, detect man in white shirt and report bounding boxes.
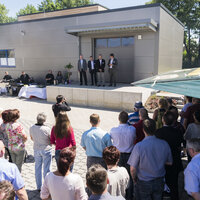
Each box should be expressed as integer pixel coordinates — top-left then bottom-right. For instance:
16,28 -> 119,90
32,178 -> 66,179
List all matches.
96,54 -> 106,87
110,111 -> 136,200
184,138 -> 200,200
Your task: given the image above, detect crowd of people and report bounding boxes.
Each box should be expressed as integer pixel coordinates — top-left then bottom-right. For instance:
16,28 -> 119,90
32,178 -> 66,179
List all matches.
1,53 -> 119,87
0,95 -> 200,200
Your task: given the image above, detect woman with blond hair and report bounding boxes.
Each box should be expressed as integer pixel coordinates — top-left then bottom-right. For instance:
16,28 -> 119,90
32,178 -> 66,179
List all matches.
50,111 -> 76,168
153,98 -> 168,129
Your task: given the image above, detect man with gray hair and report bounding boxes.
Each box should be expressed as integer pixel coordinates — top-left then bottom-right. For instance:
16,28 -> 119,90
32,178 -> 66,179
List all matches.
184,138 -> 200,200
30,113 -> 52,191
78,54 -> 87,85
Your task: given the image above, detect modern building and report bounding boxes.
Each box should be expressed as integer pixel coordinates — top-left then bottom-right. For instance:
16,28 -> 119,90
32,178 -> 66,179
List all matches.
0,3 -> 184,83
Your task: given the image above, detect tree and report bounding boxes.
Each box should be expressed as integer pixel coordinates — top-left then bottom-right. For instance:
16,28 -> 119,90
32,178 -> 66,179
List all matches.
73,0 -> 92,7
0,3 -> 10,23
0,3 -> 16,23
1,0 -> 93,23
17,4 -> 38,16
146,0 -> 200,68
38,0 -> 56,12
55,0 -> 93,10
55,0 -> 74,9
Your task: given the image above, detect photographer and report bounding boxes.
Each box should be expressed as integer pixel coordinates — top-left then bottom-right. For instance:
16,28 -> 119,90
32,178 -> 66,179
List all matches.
52,95 -> 71,117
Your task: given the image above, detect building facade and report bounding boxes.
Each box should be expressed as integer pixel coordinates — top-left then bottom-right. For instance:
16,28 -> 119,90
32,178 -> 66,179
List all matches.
0,3 -> 184,83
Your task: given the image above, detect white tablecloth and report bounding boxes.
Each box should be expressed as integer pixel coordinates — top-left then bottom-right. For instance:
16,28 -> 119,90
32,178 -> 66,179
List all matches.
18,85 -> 47,99
0,82 -> 8,94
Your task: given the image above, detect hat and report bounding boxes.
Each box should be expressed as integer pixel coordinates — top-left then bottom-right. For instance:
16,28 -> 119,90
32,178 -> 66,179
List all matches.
134,101 -> 143,109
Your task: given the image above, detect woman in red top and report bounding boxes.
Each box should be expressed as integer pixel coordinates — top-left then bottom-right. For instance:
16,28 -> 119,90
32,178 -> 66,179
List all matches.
50,111 -> 76,169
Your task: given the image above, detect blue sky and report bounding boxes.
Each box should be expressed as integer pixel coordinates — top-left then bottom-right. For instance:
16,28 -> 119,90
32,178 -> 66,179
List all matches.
1,0 -> 148,17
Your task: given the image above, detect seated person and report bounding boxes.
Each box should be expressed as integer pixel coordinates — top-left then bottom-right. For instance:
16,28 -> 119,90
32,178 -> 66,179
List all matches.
2,72 -> 12,82
19,71 -> 30,85
56,71 -> 63,84
103,146 -> 129,198
87,164 -> 125,200
0,180 -> 15,200
46,70 -> 54,85
128,101 -> 143,125
52,95 -> 71,117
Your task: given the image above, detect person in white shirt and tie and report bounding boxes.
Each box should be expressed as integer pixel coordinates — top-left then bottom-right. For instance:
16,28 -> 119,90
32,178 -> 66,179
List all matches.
96,54 -> 106,87
88,56 -> 97,86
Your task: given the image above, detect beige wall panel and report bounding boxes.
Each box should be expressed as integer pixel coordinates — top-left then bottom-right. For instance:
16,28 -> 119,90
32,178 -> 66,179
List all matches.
158,8 -> 184,74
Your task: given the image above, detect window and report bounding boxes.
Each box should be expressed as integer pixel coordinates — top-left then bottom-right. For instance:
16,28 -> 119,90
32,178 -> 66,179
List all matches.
108,38 -> 121,48
95,39 -> 107,48
122,37 -> 134,47
96,37 -> 134,49
0,50 -> 16,67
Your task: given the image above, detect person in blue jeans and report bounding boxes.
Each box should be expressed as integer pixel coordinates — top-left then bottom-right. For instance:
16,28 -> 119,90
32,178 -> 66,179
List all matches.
128,119 -> 173,200
30,113 -> 52,191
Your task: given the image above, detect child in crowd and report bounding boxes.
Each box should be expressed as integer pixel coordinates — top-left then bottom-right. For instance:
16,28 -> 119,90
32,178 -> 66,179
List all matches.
103,146 -> 129,198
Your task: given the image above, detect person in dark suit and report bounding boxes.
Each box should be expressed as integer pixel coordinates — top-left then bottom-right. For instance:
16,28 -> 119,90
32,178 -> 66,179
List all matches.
108,53 -> 118,87
19,71 -> 30,85
155,111 -> 183,200
88,56 -> 97,86
96,54 -> 105,87
2,71 -> 12,82
78,55 -> 87,85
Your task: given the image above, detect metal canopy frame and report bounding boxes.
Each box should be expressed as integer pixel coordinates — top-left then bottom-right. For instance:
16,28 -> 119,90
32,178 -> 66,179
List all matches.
65,18 -> 158,36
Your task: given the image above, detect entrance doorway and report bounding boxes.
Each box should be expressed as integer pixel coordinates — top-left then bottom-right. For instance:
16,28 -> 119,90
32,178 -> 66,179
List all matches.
95,37 -> 134,83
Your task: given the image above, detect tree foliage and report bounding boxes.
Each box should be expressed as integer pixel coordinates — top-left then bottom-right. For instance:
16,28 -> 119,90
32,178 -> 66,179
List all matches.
0,0 -> 93,23
0,3 -> 15,23
38,0 -> 93,12
146,0 -> 200,68
17,4 -> 38,16
56,0 -> 92,9
38,0 -> 56,12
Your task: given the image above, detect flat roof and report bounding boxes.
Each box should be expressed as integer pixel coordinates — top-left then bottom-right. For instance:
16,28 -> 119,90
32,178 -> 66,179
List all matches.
17,4 -> 108,17
0,3 -> 184,27
17,4 -> 108,21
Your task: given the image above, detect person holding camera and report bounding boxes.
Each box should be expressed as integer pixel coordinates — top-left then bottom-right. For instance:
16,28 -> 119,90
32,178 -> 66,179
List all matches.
52,95 -> 71,118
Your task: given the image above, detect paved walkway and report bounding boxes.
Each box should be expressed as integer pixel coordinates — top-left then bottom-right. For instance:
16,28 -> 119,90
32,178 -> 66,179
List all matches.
20,122 -> 86,200
0,96 -> 189,200
0,96 -> 119,200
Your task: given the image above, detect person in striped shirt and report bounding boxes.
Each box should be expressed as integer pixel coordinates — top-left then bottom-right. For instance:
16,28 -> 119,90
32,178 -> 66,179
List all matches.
128,101 -> 143,125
